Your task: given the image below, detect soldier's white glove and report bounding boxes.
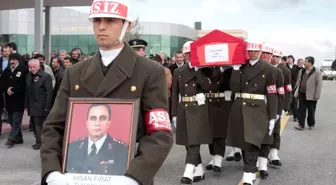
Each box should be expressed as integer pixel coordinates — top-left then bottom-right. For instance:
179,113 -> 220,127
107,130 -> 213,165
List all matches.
46,171 -> 73,185
276,114 -> 280,121
232,64 -> 242,70
172,116 -> 177,128
110,176 -> 139,185
269,119 -> 275,136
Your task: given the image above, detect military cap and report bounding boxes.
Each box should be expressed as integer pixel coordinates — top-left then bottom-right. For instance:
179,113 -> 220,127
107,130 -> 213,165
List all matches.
128,39 -> 148,48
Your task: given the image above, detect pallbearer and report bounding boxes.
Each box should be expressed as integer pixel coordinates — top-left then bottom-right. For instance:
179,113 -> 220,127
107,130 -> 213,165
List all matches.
257,44 -> 284,179
269,47 -> 292,167
171,41 -> 212,184
226,41 -> 278,185
205,66 -> 233,173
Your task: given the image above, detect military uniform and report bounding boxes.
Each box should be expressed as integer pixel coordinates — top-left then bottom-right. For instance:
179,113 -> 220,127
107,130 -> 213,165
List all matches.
257,65 -> 284,178
66,135 -> 128,175
40,44 -> 173,185
268,64 -> 292,166
204,67 -> 233,172
171,64 -> 212,183
227,60 -> 278,175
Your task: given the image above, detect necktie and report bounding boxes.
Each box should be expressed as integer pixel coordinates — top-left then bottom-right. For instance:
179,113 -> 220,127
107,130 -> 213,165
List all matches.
89,143 -> 97,157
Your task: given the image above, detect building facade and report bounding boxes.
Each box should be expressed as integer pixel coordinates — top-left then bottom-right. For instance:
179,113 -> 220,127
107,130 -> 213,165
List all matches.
0,7 -> 197,57
0,7 -> 247,57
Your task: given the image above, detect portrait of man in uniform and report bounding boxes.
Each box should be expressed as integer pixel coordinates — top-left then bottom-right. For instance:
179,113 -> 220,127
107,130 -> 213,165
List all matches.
64,103 -> 131,176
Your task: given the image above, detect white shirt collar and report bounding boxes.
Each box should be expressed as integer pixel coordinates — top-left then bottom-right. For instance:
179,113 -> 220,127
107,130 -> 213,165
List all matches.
272,64 -> 278,67
288,63 -> 293,68
99,47 -> 123,66
249,59 -> 259,66
88,134 -> 107,155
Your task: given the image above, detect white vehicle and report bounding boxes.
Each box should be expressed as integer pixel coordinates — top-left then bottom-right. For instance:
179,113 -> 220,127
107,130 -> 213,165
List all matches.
320,60 -> 335,80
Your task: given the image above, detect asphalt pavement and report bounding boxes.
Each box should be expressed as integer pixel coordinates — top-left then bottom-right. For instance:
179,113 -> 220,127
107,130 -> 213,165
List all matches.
0,81 -> 335,185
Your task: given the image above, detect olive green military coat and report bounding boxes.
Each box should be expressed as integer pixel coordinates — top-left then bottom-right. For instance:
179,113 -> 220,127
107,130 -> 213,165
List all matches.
207,67 -> 233,138
40,44 -> 173,185
226,60 -> 278,150
171,65 -> 212,145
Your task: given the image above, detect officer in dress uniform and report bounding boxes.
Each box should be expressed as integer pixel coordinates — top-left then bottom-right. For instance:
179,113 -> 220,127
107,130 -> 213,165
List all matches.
269,47 -> 292,167
226,41 -> 278,185
128,39 -> 148,57
204,66 -> 233,173
171,41 -> 212,184
40,1 -> 173,185
66,104 -> 128,175
257,44 -> 284,179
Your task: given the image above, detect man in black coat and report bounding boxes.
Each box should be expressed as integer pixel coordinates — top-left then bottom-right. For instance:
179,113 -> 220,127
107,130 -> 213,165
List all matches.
3,53 -> 29,148
26,59 -> 53,150
287,55 -> 301,121
65,104 -> 128,175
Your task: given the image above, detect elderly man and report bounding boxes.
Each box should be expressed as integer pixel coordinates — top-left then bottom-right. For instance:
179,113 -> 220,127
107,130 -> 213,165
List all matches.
26,59 -> 53,150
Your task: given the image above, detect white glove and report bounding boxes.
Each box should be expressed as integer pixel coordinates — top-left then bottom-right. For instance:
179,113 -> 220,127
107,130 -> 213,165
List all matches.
269,119 -> 275,136
46,171 -> 73,185
195,93 -> 206,105
276,114 -> 280,121
109,176 -> 139,185
232,64 -> 242,70
172,116 -> 177,128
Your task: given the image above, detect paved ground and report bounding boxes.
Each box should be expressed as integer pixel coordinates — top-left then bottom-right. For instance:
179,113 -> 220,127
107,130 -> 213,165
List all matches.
0,81 -> 335,185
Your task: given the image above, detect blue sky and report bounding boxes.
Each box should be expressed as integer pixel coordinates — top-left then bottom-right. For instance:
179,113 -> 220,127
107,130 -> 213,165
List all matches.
69,0 -> 336,64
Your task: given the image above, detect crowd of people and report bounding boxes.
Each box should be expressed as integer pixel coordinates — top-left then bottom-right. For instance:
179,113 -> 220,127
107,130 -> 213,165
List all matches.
0,0 -> 324,184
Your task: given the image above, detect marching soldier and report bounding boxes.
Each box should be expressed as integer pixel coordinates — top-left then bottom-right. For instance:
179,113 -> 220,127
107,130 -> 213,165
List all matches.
205,66 -> 233,172
257,44 -> 285,179
171,41 -> 212,184
226,41 -> 278,185
40,0 -> 173,185
269,47 -> 292,166
128,39 -> 148,57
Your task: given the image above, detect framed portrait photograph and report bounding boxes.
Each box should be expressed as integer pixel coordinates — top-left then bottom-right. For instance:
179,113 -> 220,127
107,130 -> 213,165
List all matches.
61,98 -> 140,185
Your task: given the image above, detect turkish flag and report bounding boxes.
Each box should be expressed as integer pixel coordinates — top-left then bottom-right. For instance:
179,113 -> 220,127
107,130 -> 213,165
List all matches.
190,29 -> 248,67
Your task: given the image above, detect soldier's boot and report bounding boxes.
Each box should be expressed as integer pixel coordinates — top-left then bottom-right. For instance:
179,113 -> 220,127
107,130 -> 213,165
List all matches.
205,158 -> 213,170
193,164 -> 205,182
258,157 -> 269,179
180,164 -> 195,184
269,148 -> 282,166
242,172 -> 254,185
234,148 -> 242,161
225,149 -> 235,161
212,155 -> 222,173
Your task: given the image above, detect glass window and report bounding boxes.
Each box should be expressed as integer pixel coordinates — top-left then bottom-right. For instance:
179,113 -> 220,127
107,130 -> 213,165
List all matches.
51,35 -> 59,47
18,46 -> 27,54
9,34 -> 18,44
150,46 -> 161,55
27,46 -> 35,55
69,35 -> 79,48
161,36 -> 171,48
88,35 -> 97,46
150,35 -> 161,48
78,35 -> 89,47
170,36 -> 179,48
88,45 -> 98,54
17,35 -> 27,46
27,35 -> 34,46
51,46 -> 59,53
0,34 -> 10,44
59,35 -> 69,47
81,47 -> 89,55
59,46 -> 69,53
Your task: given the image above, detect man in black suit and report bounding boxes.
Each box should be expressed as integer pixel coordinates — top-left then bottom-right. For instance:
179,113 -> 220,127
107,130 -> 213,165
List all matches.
168,51 -> 185,75
3,53 -> 29,148
26,59 -> 53,150
287,55 -> 302,121
0,45 -> 11,133
66,104 -> 128,175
